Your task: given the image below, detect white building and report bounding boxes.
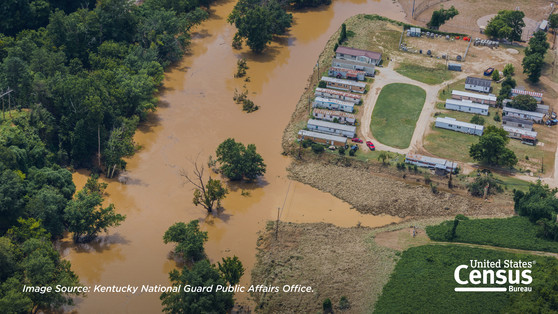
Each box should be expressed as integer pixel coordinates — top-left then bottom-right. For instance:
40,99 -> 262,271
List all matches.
445,99 -> 489,116
321,76 -> 367,93
503,107 -> 545,124
314,88 -> 361,104
331,58 -> 375,76
312,108 -> 356,125
307,119 -> 356,138
465,76 -> 492,93
511,89 -> 543,103
404,153 -> 457,172
451,90 -> 497,105
435,117 -> 484,136
502,125 -> 537,141
335,46 -> 382,65
297,130 -> 347,146
313,96 -> 355,113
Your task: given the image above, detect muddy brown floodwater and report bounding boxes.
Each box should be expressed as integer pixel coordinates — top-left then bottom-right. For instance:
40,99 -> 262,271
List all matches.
63,0 -> 406,312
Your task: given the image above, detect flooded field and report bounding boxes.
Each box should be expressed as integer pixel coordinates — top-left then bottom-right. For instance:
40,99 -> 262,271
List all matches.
63,0 -> 406,312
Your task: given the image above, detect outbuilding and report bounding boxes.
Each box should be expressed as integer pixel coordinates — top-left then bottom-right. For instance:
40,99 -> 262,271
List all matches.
335,46 -> 382,66
321,76 -> 366,94
314,88 -> 361,104
307,119 -> 356,138
465,76 -> 492,93
297,130 -> 347,146
448,63 -> 462,71
435,117 -> 484,136
451,90 -> 497,106
312,108 -> 356,125
445,99 -> 489,116
313,96 -> 355,113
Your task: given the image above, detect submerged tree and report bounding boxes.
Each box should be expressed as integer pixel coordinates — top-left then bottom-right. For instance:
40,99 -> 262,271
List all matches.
217,256 -> 244,285
180,162 -> 228,213
163,220 -> 208,262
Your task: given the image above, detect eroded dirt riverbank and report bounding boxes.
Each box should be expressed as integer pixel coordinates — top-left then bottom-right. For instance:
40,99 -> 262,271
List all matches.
63,0 -> 407,312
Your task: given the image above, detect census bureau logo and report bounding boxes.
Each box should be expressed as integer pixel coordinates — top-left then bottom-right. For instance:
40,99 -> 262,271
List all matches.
453,259 -> 534,292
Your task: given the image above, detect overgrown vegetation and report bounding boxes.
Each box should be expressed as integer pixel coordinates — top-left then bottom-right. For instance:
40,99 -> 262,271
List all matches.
427,5 -> 458,29
514,181 -> 558,241
484,10 -> 525,42
522,31 -> 550,83
469,126 -> 517,167
467,174 -> 503,197
233,88 -> 259,113
234,58 -> 248,78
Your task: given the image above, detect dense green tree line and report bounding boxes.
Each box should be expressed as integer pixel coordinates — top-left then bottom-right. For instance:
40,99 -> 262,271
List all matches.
522,30 -> 549,83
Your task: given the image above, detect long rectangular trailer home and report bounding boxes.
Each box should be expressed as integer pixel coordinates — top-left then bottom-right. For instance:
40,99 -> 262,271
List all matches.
435,117 -> 484,136
503,107 -> 545,124
335,46 -> 382,65
511,89 -> 543,103
312,108 -> 356,125
297,130 -> 347,146
502,116 -> 534,130
502,125 -> 538,141
445,99 -> 489,116
321,76 -> 366,94
465,76 -> 492,93
404,153 -> 457,173
328,67 -> 366,81
331,58 -> 375,76
313,96 -> 355,113
314,88 -> 361,104
306,119 -> 356,138
451,90 -> 497,106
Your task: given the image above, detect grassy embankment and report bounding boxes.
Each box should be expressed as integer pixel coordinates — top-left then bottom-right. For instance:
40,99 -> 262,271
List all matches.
395,63 -> 454,85
426,215 -> 558,253
374,245 -> 555,313
370,83 -> 426,149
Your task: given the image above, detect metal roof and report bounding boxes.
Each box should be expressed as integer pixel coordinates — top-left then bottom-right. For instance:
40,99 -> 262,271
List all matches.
503,107 -> 545,119
405,153 -> 457,170
307,119 -> 357,132
465,76 -> 492,88
321,76 -> 367,88
329,67 -> 365,76
314,96 -> 355,108
335,46 -> 382,60
502,115 -> 534,126
313,108 -> 356,119
445,98 -> 489,110
452,90 -> 496,102
436,117 -> 484,131
315,87 -> 361,99
331,58 -> 375,69
503,125 -> 538,138
298,130 -> 347,143
511,89 -> 543,98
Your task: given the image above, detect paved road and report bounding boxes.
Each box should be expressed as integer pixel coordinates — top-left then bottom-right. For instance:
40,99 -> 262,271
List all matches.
359,60 -> 466,154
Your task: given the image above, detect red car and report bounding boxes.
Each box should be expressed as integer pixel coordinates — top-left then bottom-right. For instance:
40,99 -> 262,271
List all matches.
366,141 -> 375,151
351,137 -> 363,143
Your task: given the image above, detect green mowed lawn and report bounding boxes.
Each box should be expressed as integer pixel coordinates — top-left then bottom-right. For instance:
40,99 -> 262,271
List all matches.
395,63 -> 454,85
371,83 -> 426,149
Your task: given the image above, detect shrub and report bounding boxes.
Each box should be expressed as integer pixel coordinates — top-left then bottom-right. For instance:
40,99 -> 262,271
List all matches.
318,81 -> 327,88
468,175 -> 503,197
493,112 -> 501,122
430,182 -> 438,194
503,64 -> 515,76
338,147 -> 346,155
491,70 -> 500,81
311,144 -> 325,154
349,149 -> 355,156
322,298 -> 332,313
470,115 -> 485,125
301,139 -> 313,148
339,296 -> 350,310
242,99 -> 259,113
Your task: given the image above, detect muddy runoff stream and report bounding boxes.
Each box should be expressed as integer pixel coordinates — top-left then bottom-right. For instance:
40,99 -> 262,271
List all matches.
63,0 -> 406,312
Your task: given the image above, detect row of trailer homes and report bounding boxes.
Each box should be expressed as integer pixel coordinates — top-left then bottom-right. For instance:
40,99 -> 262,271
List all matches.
299,47 -> 380,147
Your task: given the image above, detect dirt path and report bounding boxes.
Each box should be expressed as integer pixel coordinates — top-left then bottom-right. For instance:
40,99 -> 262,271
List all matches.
359,60 -> 467,154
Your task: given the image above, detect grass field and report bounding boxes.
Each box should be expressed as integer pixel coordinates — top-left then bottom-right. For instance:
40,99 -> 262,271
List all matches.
395,63 -> 454,85
371,83 -> 426,148
373,245 -> 543,313
426,216 -> 558,253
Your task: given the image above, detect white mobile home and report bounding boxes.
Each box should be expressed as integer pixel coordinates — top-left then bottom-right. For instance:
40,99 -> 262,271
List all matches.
511,89 -> 543,103
503,107 -> 544,124
321,76 -> 366,93
435,117 -> 484,136
451,90 -> 497,106
502,116 -> 533,130
314,88 -> 361,104
313,96 -> 355,113
445,99 -> 489,116
298,130 -> 347,146
307,119 -> 356,138
503,125 -> 537,141
465,76 -> 492,93
405,153 -> 457,172
312,108 -> 356,125
331,58 -> 375,76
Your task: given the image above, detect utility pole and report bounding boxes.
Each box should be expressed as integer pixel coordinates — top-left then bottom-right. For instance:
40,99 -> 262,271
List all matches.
0,88 -> 14,120
275,207 -> 280,240
412,0 -> 416,19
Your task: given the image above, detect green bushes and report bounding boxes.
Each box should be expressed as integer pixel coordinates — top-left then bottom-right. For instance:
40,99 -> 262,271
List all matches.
311,144 -> 325,154
468,174 -> 503,197
318,81 -> 327,88
426,216 -> 558,253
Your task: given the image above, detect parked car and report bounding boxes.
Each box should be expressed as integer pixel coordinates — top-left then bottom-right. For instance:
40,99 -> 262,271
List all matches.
351,137 -> 363,143
366,141 -> 375,151
484,67 -> 494,76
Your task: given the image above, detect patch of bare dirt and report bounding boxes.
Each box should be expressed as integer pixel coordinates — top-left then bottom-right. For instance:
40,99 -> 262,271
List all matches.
374,227 -> 430,250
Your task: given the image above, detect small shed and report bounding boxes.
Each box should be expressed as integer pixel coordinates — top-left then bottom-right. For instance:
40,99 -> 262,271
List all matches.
409,27 -> 421,37
448,63 -> 462,71
540,20 -> 549,32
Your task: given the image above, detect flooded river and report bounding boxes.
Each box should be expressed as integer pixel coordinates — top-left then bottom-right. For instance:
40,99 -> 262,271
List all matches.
64,0 -> 406,312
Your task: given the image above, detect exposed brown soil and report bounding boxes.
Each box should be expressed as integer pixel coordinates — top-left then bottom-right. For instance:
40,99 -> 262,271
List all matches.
287,159 -> 514,218
374,227 -> 430,250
